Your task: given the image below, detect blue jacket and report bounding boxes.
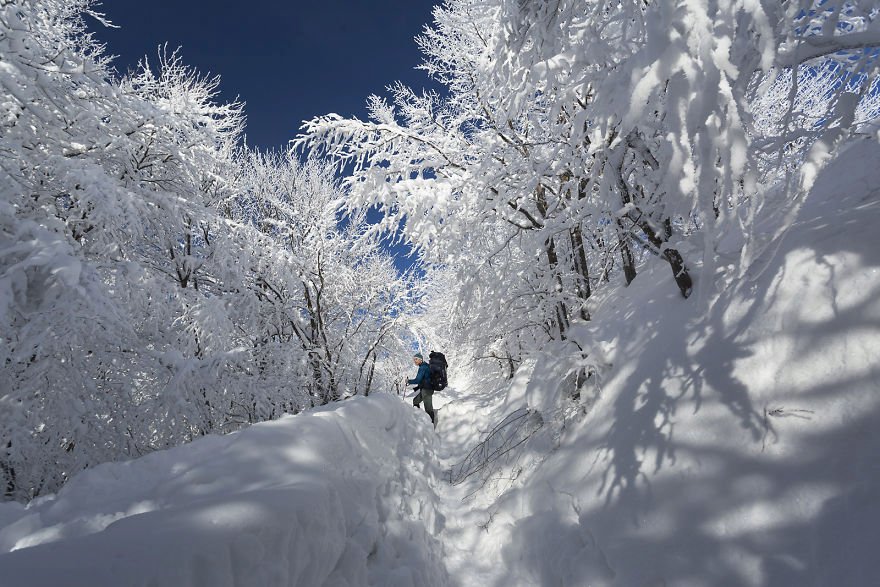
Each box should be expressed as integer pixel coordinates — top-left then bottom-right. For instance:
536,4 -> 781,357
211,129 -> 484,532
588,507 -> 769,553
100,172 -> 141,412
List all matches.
408,362 -> 431,390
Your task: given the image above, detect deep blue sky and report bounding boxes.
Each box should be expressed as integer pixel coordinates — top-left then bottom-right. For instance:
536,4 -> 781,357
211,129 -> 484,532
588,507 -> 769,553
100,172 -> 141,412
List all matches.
88,1 -> 439,271
88,1 -> 441,151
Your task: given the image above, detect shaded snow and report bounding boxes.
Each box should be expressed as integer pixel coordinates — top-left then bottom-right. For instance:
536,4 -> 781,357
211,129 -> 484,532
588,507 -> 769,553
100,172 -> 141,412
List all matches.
432,137 -> 880,586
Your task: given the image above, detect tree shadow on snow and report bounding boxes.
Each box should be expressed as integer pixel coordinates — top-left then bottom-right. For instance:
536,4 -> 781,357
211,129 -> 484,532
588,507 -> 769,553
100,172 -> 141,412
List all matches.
488,172 -> 880,585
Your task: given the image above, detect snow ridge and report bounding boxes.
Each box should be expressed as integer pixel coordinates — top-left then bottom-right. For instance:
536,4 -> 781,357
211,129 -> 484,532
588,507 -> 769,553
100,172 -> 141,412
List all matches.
0,395 -> 447,587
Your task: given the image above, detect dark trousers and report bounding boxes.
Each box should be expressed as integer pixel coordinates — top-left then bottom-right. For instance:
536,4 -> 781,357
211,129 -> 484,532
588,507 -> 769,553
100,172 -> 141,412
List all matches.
413,389 -> 435,423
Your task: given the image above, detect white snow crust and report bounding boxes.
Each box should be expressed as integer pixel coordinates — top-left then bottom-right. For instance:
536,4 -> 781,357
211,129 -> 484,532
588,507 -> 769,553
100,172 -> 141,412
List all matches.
2,139 -> 879,586
432,137 -> 880,586
0,395 -> 447,587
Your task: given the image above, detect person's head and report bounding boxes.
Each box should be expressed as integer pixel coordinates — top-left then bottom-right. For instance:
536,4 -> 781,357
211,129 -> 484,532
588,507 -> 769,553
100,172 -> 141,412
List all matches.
413,353 -> 423,365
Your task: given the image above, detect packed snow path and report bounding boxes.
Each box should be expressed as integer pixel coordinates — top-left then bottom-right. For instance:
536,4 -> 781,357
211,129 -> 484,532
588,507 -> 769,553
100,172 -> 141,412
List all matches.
0,388 -> 476,587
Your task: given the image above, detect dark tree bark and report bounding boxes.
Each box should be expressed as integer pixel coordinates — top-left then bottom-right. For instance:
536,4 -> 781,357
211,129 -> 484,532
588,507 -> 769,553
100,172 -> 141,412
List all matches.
1,441 -> 15,500
616,219 -> 638,285
630,215 -> 693,299
364,353 -> 377,397
569,226 -> 592,320
614,147 -> 692,298
544,235 -> 569,339
534,184 -> 569,338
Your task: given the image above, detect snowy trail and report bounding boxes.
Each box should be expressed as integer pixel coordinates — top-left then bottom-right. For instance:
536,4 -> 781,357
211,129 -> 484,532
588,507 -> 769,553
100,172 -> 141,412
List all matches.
432,397 -> 495,587
0,382 -> 498,587
430,378 -> 617,587
2,140 -> 879,587
428,139 -> 880,587
0,381 -> 494,587
427,380 -> 532,587
0,395 -> 449,587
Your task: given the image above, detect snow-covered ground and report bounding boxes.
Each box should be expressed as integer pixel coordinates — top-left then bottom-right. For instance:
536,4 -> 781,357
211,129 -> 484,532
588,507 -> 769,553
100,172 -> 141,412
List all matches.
0,395 -> 447,587
1,140 -> 879,586
432,137 -> 880,586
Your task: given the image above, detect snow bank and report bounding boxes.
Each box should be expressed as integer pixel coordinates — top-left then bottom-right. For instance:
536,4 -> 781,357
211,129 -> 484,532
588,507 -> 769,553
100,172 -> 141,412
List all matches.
2,137 -> 877,587
436,137 -> 880,586
0,395 -> 448,587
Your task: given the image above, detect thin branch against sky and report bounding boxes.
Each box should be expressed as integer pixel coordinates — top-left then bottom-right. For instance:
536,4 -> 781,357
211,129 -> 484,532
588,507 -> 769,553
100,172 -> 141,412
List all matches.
87,1 -> 443,151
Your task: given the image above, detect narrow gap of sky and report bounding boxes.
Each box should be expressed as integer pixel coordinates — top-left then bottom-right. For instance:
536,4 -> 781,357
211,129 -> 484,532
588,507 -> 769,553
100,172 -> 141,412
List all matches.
88,1 -> 443,272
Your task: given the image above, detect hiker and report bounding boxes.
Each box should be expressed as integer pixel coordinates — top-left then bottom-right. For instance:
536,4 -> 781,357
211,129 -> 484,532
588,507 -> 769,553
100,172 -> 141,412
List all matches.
407,353 -> 435,424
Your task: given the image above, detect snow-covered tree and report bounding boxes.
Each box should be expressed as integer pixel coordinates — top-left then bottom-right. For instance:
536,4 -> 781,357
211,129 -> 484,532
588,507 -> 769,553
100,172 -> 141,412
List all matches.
0,0 -> 253,499
228,151 -> 424,406
0,0 -> 424,501
295,0 -> 880,373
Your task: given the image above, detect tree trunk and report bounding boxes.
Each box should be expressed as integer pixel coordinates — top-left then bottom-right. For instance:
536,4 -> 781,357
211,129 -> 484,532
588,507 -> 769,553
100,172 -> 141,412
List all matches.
631,215 -> 693,299
614,149 -> 690,297
364,353 -> 377,397
616,220 -> 638,285
625,132 -> 692,298
544,236 -> 569,339
1,441 -> 15,500
569,226 -> 592,320
612,154 -> 638,286
535,185 -> 569,338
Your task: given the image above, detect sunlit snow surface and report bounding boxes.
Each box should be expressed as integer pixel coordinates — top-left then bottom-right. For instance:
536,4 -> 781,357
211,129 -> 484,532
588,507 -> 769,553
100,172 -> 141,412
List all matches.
432,137 -> 880,587
0,395 -> 447,586
2,138 -> 880,586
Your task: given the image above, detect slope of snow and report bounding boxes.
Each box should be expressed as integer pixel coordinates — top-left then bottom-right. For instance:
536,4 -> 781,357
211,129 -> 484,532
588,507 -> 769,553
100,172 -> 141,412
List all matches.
433,137 -> 880,586
0,395 -> 447,587
1,138 -> 877,586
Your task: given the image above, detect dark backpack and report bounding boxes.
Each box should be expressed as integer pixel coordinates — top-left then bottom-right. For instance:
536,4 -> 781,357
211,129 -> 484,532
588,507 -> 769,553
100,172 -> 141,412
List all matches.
427,351 -> 448,391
